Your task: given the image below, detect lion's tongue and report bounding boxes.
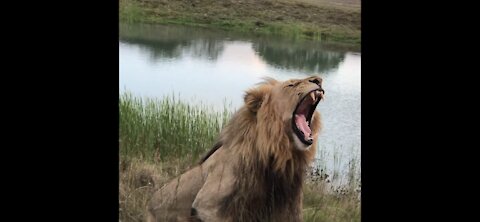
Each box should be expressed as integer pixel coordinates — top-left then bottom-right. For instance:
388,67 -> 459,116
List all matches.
295,114 -> 311,140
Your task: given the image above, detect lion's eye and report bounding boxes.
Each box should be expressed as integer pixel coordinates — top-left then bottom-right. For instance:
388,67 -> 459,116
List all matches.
287,82 -> 299,87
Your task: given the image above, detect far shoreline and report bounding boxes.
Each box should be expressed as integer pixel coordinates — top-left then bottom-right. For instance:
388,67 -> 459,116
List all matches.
119,0 -> 361,47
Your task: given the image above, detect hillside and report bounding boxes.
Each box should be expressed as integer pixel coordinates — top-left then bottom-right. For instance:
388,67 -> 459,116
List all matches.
120,0 -> 361,44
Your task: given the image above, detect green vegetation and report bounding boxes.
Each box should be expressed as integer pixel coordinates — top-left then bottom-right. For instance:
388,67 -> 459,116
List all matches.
119,92 -> 360,222
119,0 -> 361,45
119,0 -> 144,23
119,92 -> 231,162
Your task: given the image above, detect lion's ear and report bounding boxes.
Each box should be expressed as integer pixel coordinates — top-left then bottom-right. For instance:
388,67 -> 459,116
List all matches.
244,86 -> 269,113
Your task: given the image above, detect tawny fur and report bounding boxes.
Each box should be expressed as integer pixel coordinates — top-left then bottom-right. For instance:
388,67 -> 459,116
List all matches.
146,76 -> 323,222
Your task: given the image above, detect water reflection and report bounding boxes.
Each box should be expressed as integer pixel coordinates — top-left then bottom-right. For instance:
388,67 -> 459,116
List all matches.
252,41 -> 345,73
120,24 -> 224,60
120,23 -> 348,72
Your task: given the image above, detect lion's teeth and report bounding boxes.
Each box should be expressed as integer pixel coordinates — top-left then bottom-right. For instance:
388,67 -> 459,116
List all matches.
310,91 -> 316,103
318,91 -> 324,100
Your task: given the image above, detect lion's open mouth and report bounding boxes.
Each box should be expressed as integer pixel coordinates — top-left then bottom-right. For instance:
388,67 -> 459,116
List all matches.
292,89 -> 324,145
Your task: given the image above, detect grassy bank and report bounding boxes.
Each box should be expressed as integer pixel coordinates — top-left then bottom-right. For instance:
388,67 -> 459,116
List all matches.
119,0 -> 360,45
119,93 -> 360,222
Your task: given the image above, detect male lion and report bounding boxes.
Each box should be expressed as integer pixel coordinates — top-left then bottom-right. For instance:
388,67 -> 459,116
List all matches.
146,76 -> 325,222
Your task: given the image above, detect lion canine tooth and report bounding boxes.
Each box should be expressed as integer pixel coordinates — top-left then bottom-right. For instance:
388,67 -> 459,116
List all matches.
318,91 -> 324,100
310,91 -> 316,103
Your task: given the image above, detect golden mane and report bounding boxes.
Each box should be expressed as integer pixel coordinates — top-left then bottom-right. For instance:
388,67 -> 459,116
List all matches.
215,78 -> 319,175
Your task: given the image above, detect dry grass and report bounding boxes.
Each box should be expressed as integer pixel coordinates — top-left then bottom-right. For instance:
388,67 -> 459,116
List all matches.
119,156 -> 196,222
120,157 -> 360,222
284,0 -> 361,9
303,177 -> 361,222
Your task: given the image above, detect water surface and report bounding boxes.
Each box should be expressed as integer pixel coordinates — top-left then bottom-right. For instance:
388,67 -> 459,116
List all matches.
120,23 -> 361,187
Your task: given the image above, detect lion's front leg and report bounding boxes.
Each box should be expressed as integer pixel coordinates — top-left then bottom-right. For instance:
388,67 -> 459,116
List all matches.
191,159 -> 237,222
146,165 -> 206,222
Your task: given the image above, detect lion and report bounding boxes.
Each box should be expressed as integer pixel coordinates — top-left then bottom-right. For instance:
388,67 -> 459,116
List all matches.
146,76 -> 325,222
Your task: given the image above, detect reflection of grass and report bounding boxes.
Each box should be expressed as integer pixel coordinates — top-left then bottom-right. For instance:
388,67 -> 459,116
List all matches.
119,0 -> 360,45
119,92 -> 360,221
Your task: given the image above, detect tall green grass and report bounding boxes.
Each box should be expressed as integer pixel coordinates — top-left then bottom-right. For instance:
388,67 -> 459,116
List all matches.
119,92 -> 231,162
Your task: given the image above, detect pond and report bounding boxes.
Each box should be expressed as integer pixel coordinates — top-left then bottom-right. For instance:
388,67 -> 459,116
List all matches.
119,23 -> 361,188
